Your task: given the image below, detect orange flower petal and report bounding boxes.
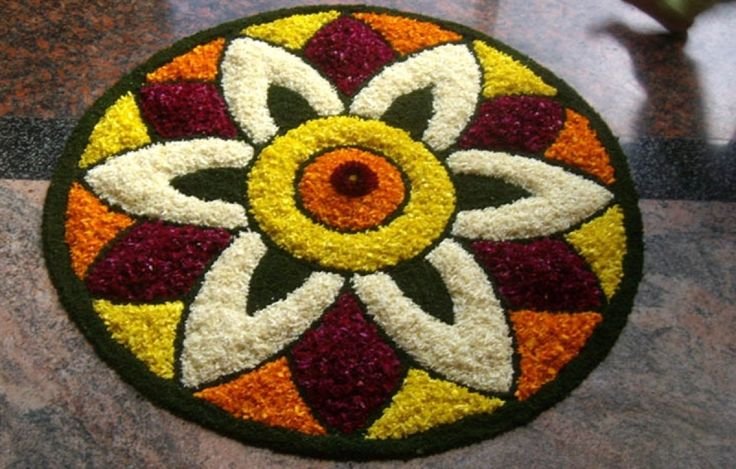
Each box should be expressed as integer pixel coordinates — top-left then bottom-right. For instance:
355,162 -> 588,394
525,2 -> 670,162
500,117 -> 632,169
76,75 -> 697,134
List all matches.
195,357 -> 326,435
545,109 -> 616,185
353,13 -> 461,55
146,38 -> 226,83
510,310 -> 603,400
65,183 -> 135,278
298,147 -> 406,231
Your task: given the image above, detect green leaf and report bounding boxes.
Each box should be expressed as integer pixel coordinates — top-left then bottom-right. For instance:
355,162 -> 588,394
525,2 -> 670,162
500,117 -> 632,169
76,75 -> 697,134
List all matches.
267,85 -> 319,132
381,87 -> 434,141
454,173 -> 531,210
247,247 -> 314,314
170,168 -> 246,206
389,258 -> 455,324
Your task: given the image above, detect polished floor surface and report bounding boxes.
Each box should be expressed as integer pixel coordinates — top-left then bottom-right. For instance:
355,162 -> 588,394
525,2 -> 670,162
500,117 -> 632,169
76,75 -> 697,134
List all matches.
1,1 -> 735,467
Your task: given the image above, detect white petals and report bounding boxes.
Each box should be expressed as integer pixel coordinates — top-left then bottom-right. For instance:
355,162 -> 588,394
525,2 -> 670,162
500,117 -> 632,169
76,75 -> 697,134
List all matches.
350,44 -> 481,152
221,38 -> 344,144
353,239 -> 514,392
85,139 -> 252,229
449,150 -> 614,240
180,232 -> 344,388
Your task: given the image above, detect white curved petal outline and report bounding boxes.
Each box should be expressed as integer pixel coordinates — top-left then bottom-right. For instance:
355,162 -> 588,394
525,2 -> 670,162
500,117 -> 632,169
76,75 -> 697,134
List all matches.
85,139 -> 251,229
221,38 -> 344,144
449,150 -> 614,240
180,232 -> 344,388
352,239 -> 514,392
350,44 -> 481,152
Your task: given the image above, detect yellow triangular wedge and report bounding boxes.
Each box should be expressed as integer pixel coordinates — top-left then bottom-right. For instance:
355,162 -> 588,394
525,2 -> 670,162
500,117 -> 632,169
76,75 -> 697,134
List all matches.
473,41 -> 556,98
93,300 -> 183,379
366,369 -> 504,439
566,205 -> 627,299
243,11 -> 341,49
79,92 -> 150,168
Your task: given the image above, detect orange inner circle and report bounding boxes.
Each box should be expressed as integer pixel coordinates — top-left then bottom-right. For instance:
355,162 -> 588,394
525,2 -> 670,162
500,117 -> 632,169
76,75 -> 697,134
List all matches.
298,147 -> 407,231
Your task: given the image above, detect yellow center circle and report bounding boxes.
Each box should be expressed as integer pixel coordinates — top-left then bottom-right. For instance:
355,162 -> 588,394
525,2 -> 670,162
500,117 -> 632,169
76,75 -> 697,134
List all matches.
247,116 -> 456,272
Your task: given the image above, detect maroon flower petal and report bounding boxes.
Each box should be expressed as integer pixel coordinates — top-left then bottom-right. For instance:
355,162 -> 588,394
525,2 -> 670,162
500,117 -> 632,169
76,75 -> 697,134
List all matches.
472,238 -> 603,311
289,293 -> 403,434
304,16 -> 396,96
85,221 -> 231,302
459,96 -> 564,153
139,83 -> 238,139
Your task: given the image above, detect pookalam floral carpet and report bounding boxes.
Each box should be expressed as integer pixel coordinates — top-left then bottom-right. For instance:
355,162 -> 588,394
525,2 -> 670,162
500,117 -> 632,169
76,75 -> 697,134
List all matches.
43,5 -> 643,460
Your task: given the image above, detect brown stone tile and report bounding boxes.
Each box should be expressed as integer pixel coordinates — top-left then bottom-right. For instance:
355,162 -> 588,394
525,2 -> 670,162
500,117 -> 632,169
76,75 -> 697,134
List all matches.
2,1 -> 734,141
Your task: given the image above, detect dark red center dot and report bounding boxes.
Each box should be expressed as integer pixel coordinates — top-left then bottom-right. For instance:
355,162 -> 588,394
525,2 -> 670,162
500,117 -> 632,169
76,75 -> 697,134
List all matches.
329,161 -> 379,197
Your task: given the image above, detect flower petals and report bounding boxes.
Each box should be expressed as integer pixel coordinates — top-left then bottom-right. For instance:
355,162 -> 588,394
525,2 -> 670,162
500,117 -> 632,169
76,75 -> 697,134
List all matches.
458,96 -> 564,153
351,44 -> 481,152
304,16 -> 397,96
139,83 -> 237,139
472,238 -> 603,311
290,293 -> 403,434
85,138 -> 252,229
353,239 -> 514,392
180,232 -> 344,388
85,221 -> 232,302
448,150 -> 614,240
221,38 -> 344,144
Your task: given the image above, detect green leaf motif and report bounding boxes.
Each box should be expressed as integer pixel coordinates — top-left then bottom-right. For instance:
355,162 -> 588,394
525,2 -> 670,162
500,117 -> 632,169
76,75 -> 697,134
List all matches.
453,173 -> 531,210
381,88 -> 434,141
267,85 -> 319,132
389,258 -> 455,324
171,168 -> 247,206
246,247 -> 314,315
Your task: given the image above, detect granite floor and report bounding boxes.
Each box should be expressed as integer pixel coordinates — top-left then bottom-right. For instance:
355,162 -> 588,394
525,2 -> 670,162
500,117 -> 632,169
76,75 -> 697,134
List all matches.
1,1 -> 735,467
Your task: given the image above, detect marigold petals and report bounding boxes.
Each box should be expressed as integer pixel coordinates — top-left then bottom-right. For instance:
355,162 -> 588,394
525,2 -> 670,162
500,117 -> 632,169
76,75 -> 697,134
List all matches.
195,357 -> 326,435
146,38 -> 226,82
248,116 -> 455,271
64,183 -> 134,278
566,205 -> 627,298
545,109 -> 616,185
79,93 -> 150,168
243,11 -> 341,50
353,13 -> 462,55
511,310 -> 602,400
473,41 -> 556,98
93,300 -> 183,379
366,369 -> 504,439
298,147 -> 406,231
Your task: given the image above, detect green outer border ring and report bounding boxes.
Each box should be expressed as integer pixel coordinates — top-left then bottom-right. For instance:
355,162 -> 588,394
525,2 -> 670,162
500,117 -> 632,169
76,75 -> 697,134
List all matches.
42,4 -> 644,460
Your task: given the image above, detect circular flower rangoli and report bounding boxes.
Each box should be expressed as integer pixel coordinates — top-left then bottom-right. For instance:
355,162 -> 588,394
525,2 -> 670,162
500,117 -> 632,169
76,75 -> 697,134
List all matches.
43,6 -> 643,459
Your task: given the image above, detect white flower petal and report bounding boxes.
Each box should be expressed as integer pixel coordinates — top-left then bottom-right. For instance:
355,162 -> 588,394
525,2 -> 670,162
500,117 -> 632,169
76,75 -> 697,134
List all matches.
352,239 -> 514,393
449,150 -> 614,240
221,37 -> 344,144
180,232 -> 344,388
85,138 -> 251,229
350,44 -> 481,152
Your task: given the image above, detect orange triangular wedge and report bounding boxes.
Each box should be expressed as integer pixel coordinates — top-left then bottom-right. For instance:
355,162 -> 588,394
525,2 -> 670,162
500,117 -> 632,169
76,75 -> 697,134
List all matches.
65,183 -> 134,278
146,38 -> 225,83
545,109 -> 616,184
354,13 -> 462,55
195,358 -> 325,435
511,310 -> 603,400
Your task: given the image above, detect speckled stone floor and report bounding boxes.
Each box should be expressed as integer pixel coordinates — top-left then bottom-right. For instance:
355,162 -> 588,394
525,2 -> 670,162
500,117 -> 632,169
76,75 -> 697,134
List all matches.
1,1 -> 735,467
